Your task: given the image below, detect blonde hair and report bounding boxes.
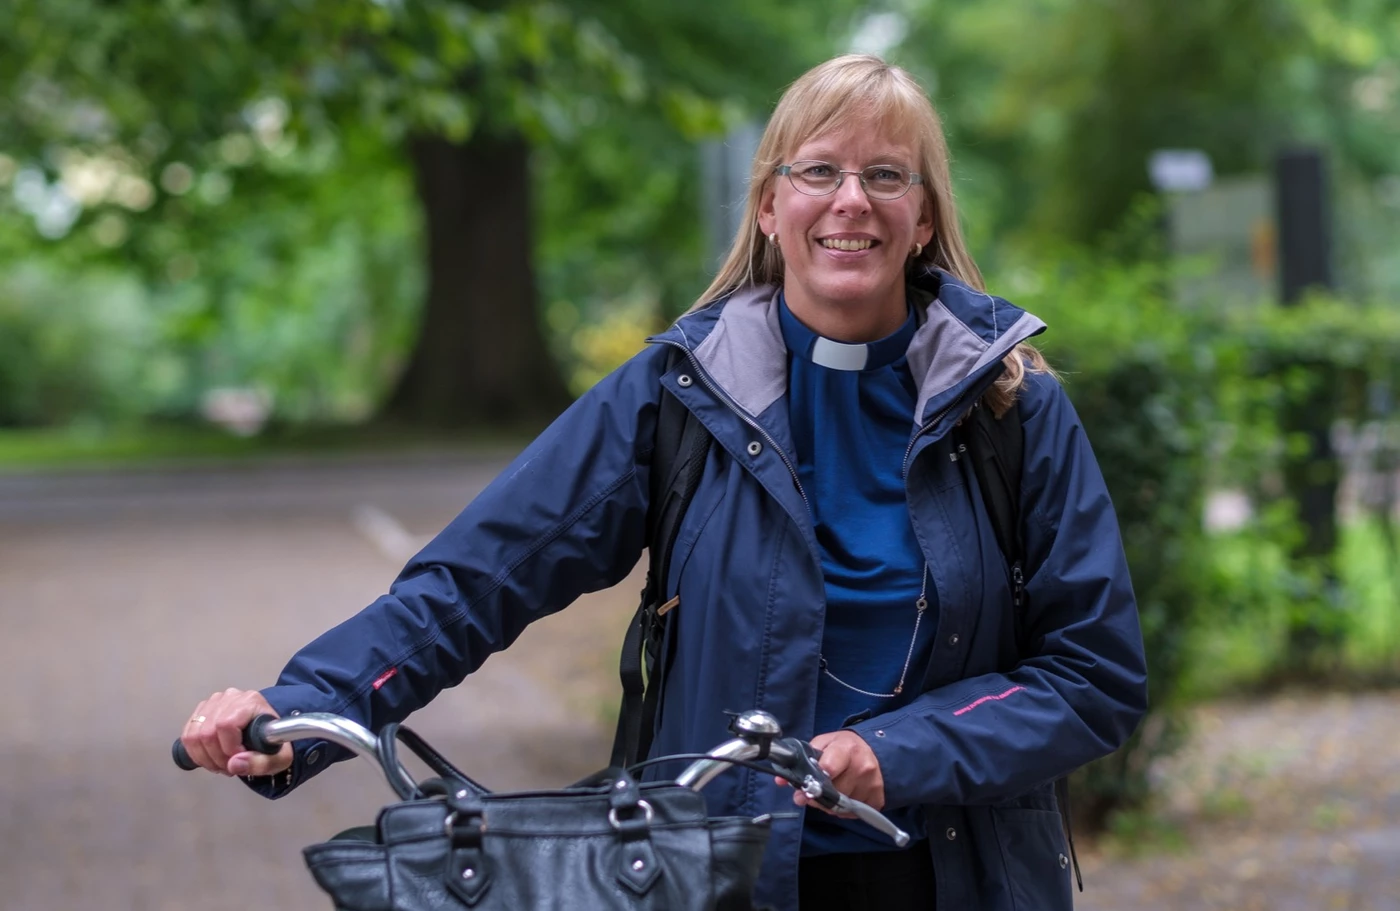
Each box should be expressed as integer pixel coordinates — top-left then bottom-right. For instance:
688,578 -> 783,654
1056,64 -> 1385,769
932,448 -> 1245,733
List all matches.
691,54 -> 1048,415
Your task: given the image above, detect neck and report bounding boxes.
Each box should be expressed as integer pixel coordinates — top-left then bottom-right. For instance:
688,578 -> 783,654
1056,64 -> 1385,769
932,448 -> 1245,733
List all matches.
782,285 -> 907,343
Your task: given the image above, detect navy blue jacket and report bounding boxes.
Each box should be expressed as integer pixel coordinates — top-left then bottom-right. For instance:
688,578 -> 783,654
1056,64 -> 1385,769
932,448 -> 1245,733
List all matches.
257,268 -> 1148,911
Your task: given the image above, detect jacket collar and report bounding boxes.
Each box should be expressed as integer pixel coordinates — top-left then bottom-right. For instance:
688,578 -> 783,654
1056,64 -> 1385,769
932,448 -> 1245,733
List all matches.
651,267 -> 1046,431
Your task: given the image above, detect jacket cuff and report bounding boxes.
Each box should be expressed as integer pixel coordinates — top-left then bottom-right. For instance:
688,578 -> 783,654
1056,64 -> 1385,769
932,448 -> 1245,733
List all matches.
847,711 -> 920,808
238,686 -> 350,799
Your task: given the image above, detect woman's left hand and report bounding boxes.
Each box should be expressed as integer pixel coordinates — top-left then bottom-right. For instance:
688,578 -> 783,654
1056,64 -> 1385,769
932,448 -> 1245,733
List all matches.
788,729 -> 885,813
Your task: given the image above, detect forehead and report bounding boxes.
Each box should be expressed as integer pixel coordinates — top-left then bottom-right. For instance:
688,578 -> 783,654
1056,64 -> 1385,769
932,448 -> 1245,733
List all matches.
789,118 -> 918,164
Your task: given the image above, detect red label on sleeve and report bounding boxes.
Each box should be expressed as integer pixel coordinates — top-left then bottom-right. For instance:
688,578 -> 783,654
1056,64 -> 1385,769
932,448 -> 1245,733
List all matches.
952,685 -> 1025,717
372,667 -> 399,690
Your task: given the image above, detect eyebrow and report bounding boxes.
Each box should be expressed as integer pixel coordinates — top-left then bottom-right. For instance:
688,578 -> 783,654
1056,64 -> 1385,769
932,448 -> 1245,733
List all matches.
796,149 -> 913,165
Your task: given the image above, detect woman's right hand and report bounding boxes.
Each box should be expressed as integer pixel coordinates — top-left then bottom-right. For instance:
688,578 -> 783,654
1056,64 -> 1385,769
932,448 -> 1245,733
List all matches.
181,688 -> 294,777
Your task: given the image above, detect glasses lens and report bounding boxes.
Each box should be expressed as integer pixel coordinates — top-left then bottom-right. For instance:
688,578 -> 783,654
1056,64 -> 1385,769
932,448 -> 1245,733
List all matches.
787,161 -> 839,196
861,165 -> 912,199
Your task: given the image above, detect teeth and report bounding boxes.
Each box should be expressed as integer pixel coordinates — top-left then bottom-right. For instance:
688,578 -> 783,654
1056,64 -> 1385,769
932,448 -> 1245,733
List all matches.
821,238 -> 873,251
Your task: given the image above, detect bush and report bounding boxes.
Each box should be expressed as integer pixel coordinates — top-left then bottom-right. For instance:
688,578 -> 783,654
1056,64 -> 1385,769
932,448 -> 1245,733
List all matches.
0,265 -> 154,427
1208,297 -> 1400,682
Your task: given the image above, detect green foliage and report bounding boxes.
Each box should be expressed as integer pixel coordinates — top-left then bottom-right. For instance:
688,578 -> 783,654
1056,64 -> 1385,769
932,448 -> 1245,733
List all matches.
896,0 -> 1400,251
0,127 -> 423,427
0,0 -> 860,427
0,265 -> 153,426
1186,518 -> 1400,698
1207,295 -> 1400,679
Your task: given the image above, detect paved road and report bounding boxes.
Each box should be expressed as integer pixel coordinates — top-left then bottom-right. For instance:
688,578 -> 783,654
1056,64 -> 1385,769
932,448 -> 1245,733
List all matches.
0,453 -> 641,911
1077,691 -> 1400,911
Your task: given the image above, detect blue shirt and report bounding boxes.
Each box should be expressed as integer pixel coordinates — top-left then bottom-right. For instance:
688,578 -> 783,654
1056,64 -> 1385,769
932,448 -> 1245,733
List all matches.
779,295 -> 937,856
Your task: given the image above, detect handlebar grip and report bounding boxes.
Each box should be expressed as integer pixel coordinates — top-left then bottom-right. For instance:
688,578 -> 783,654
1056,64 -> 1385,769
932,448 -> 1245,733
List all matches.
171,714 -> 281,771
171,739 -> 198,770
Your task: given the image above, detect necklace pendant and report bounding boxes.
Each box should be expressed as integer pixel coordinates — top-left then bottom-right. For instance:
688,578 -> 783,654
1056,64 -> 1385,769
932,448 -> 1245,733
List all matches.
893,685 -> 903,695
915,597 -> 928,611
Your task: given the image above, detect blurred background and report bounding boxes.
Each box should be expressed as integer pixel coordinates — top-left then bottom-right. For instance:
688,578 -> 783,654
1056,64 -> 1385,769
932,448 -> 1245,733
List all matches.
0,1 -> 1397,909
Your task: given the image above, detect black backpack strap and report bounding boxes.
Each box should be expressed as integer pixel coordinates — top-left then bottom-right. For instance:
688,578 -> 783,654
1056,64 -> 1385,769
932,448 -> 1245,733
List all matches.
965,399 -> 1024,581
966,402 -> 1026,656
610,347 -> 711,769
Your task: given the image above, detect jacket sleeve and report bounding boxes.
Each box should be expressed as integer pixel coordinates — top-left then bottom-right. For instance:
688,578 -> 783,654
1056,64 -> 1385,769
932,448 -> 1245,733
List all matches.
851,371 -> 1149,807
250,346 -> 668,795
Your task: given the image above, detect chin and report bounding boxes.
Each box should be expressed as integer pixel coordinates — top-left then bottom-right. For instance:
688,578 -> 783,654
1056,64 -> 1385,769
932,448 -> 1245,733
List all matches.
811,277 -> 899,309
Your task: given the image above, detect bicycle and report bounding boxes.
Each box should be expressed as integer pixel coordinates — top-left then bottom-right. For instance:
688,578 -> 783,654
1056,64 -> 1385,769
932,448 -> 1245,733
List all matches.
173,710 -> 907,910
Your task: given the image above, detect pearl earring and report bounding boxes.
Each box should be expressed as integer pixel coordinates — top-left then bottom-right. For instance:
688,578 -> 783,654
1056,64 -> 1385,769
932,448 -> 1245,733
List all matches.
768,232 -> 779,246
910,242 -> 923,258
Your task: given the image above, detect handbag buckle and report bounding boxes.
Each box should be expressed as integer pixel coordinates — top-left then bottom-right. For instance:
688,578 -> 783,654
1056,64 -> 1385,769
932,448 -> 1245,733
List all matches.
443,809 -> 487,840
607,799 -> 654,831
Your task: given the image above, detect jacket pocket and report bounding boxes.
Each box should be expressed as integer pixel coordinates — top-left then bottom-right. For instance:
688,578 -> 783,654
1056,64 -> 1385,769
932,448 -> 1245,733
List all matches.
989,807 -> 1073,911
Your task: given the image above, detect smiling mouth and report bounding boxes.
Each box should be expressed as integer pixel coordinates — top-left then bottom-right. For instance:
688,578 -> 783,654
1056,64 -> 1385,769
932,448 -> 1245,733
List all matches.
820,238 -> 876,251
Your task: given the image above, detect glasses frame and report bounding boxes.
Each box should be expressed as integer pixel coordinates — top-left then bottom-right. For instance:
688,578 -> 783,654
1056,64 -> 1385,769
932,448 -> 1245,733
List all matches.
775,160 -> 924,201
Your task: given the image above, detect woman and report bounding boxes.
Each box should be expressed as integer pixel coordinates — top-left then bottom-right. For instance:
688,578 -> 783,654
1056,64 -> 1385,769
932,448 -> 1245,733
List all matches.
181,55 -> 1147,910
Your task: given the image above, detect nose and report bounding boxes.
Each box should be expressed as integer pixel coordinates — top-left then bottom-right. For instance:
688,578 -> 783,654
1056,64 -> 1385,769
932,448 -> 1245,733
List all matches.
831,172 -> 872,216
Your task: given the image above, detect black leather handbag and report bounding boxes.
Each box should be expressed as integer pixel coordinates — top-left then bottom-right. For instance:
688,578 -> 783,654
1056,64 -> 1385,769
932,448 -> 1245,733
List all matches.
300,724 -> 772,911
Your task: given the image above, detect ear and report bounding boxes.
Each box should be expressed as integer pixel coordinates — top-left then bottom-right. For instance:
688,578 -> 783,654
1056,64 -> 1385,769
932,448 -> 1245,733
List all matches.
916,195 -> 935,248
757,184 -> 778,237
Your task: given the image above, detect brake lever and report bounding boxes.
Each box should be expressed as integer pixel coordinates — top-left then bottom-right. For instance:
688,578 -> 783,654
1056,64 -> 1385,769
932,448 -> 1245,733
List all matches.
772,736 -> 911,847
773,737 -> 840,811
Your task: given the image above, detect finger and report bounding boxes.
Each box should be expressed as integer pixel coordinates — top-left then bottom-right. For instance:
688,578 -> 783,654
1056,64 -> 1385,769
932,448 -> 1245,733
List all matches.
816,733 -> 886,809
832,761 -> 885,810
228,744 -> 293,777
196,692 -> 237,774
815,741 -> 852,779
181,701 -> 220,773
213,700 -> 251,763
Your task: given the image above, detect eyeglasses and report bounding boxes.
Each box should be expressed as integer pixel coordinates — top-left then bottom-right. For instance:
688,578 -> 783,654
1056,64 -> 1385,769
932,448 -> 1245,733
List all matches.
776,160 -> 923,200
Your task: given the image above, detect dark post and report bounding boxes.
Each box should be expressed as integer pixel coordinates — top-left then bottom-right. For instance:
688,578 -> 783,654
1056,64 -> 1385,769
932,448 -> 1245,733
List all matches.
1274,147 -> 1343,670
1276,149 -> 1333,303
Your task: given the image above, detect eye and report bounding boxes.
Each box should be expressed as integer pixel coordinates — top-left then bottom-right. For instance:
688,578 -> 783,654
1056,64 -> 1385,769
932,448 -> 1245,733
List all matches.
867,166 -> 906,183
797,162 -> 835,178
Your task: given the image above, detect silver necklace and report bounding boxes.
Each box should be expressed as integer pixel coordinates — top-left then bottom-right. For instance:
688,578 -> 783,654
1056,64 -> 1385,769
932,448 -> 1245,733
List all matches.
819,565 -> 930,699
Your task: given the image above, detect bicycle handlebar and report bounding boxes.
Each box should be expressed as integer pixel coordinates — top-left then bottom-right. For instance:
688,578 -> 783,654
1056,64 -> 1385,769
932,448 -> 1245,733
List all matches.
171,714 -> 280,769
172,709 -> 909,847
674,734 -> 910,847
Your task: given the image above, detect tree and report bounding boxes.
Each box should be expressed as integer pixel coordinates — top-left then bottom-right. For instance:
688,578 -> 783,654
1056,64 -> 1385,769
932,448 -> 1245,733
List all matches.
0,0 -> 859,428
896,0 -> 1400,252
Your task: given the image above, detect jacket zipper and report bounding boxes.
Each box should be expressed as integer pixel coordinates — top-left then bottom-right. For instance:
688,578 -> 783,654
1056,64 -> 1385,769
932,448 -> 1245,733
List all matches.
902,404 -> 955,480
656,340 -> 812,516
915,402 -> 1028,615
654,338 -> 829,825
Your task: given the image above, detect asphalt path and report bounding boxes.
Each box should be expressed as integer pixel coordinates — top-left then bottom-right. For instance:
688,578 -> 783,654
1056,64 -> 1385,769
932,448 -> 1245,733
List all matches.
0,452 -> 643,911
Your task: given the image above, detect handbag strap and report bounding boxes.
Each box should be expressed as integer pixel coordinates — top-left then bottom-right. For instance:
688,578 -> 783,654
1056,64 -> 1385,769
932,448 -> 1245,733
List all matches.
376,722 -> 491,801
605,770 -> 661,894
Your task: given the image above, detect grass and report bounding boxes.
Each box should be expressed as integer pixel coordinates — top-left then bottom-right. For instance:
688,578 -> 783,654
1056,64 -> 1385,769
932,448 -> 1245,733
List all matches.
1182,518 -> 1400,699
1095,807 -> 1190,858
0,421 -> 535,473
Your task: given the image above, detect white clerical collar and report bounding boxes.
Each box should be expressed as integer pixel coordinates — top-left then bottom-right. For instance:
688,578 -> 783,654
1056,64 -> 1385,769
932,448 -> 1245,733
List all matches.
810,337 -> 870,371
777,291 -> 919,372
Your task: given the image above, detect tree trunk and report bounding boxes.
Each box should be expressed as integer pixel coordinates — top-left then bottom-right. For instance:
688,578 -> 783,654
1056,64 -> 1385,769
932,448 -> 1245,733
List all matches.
381,131 -> 571,428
